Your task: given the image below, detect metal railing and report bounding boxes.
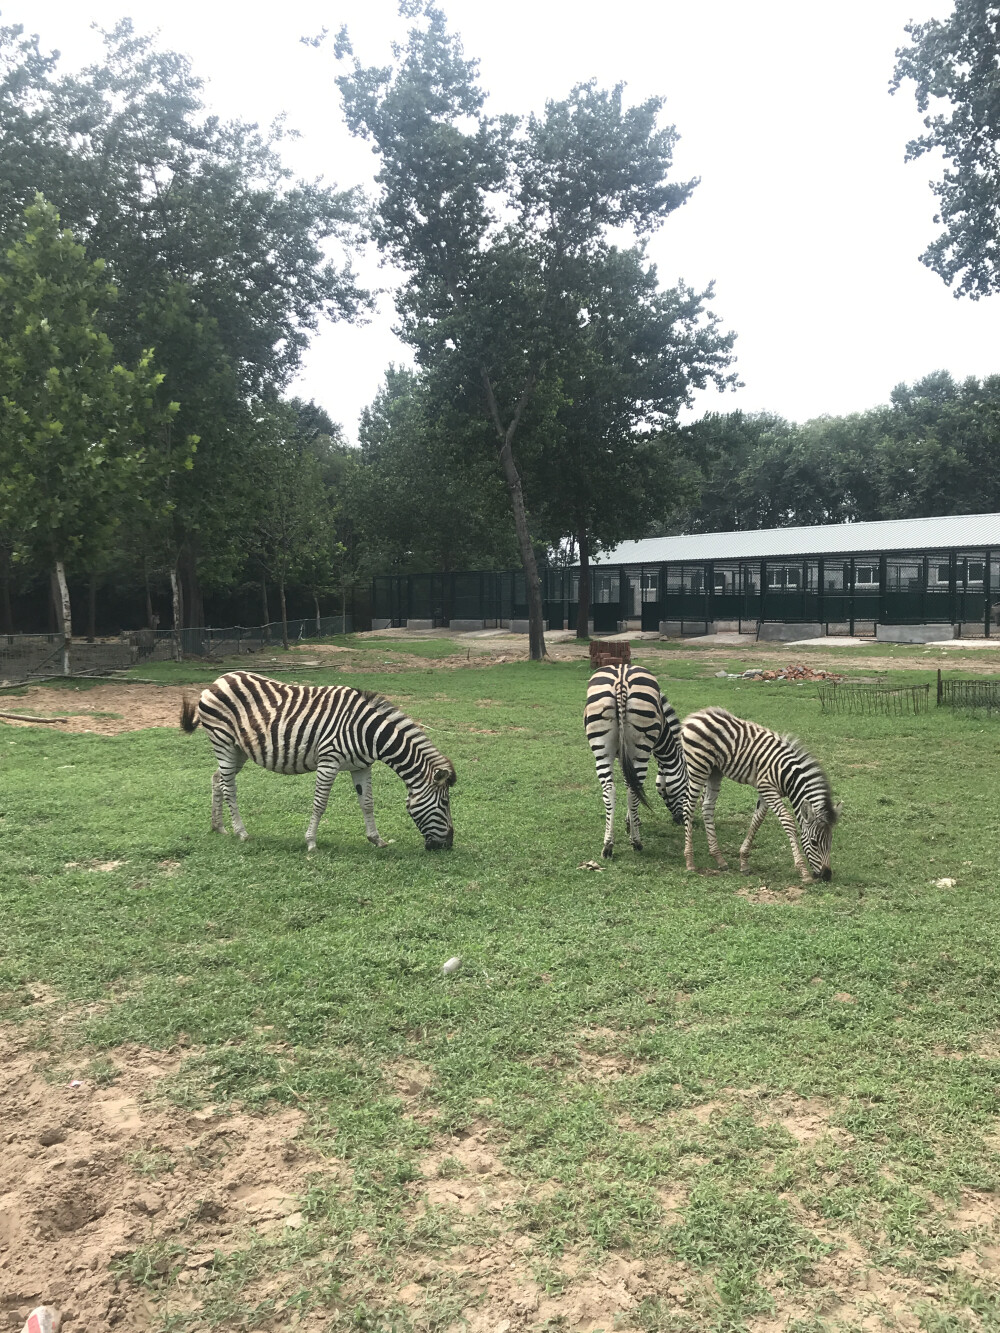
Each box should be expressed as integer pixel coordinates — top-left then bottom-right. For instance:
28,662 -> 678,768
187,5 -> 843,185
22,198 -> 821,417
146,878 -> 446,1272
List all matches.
816,682 -> 932,715
0,615 -> 353,685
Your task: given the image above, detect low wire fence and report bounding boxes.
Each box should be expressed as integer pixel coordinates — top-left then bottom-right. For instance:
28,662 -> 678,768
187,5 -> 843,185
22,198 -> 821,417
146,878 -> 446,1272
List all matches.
0,615 -> 353,686
936,674 -> 1000,714
816,681 -> 932,716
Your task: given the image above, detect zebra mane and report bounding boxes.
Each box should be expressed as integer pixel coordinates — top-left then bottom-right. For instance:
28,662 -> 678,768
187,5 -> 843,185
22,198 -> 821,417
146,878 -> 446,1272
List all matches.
781,731 -> 835,823
358,689 -> 455,781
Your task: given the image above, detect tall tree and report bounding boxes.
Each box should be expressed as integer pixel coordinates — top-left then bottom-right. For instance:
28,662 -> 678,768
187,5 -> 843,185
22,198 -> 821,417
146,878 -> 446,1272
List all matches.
528,246 -> 735,636
0,198 -> 181,671
336,5 -> 706,656
0,20 -> 367,623
893,2 -> 1000,297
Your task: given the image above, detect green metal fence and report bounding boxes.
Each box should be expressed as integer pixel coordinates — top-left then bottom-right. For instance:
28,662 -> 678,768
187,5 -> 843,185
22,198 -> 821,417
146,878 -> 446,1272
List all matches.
371,549 -> 998,635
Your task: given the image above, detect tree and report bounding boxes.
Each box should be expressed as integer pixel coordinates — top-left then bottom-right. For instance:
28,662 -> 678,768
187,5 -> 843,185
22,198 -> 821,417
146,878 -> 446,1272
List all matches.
528,246 -> 735,636
893,2 -> 1000,297
336,6 -> 708,657
246,403 -> 332,649
355,368 -> 520,574
0,198 -> 182,671
0,20 -> 367,624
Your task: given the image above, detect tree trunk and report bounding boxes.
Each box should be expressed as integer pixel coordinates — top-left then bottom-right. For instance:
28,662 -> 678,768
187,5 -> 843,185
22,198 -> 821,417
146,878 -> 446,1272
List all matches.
143,559 -> 154,630
170,565 -> 183,662
341,579 -> 347,634
480,369 -> 546,659
179,547 -> 204,629
48,569 -> 59,634
279,576 -> 289,650
314,594 -> 321,634
0,547 -> 13,635
87,574 -> 97,642
53,560 -> 72,676
576,528 -> 591,640
496,438 -> 546,659
261,577 -> 271,641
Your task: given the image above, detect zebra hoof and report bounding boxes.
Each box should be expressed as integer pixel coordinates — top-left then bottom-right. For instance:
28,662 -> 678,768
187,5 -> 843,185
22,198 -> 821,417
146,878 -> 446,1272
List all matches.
632,840 -> 643,853
602,843 -> 614,859
368,835 -> 390,848
236,830 -> 249,842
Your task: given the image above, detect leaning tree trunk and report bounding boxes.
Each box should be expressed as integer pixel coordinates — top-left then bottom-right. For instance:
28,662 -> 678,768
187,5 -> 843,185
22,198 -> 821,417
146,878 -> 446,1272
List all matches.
53,560 -> 72,676
143,558 -> 154,630
497,439 -> 546,659
170,564 -> 184,662
0,546 -> 14,635
279,575 -> 289,650
576,528 -> 591,640
314,594 -> 322,634
87,574 -> 97,643
260,577 -> 271,642
481,369 -> 546,660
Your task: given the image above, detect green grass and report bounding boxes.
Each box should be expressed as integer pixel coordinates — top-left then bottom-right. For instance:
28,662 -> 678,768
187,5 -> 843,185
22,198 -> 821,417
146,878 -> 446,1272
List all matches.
4,656 -> 1000,1329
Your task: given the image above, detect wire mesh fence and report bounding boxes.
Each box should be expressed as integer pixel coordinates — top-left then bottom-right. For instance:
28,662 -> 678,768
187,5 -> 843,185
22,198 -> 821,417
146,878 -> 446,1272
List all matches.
0,615 -> 353,685
937,675 -> 1000,714
816,681 -> 932,715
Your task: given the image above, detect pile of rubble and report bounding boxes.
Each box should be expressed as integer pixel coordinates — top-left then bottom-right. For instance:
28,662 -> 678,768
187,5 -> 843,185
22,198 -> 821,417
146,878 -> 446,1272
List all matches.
744,664 -> 843,683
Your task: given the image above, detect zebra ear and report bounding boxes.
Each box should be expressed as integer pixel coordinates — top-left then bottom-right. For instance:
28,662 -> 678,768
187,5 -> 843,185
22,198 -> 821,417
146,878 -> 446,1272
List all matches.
832,801 -> 843,824
799,798 -> 816,824
433,765 -> 456,788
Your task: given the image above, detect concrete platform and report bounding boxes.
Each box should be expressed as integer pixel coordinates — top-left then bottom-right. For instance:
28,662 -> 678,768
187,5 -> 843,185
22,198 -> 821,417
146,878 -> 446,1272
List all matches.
877,624 -> 955,644
758,622 -> 825,642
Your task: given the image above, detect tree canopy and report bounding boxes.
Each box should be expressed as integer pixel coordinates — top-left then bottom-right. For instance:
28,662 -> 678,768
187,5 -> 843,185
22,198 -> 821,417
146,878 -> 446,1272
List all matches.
893,1 -> 1000,297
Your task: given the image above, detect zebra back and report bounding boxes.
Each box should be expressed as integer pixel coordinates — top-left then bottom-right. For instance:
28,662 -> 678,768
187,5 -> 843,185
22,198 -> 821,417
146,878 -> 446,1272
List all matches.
682,706 -> 835,826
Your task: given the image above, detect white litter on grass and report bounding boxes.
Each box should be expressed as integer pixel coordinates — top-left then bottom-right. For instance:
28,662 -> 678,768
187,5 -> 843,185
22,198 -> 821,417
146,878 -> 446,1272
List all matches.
934,877 -> 957,888
442,956 -> 462,977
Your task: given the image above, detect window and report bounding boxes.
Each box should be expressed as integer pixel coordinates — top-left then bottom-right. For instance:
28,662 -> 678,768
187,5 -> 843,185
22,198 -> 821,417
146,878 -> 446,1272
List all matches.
854,566 -> 877,587
768,566 -> 801,590
968,562 -> 984,584
714,572 -> 727,592
937,563 -> 951,585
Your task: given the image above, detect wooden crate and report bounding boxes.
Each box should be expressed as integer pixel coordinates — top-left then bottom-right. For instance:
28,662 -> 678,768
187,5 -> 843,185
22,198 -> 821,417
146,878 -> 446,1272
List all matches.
589,639 -> 632,671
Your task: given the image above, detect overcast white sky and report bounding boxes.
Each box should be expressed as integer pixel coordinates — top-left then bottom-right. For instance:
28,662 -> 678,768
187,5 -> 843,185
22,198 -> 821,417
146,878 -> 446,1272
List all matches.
10,0 -> 996,441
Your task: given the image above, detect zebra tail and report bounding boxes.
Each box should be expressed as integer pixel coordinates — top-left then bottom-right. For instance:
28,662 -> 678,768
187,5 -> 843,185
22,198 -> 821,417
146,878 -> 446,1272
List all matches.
179,698 -> 200,733
616,677 -> 651,809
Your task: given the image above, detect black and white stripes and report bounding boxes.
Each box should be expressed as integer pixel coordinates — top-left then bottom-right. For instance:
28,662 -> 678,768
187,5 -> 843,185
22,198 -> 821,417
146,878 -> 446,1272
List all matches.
584,664 -> 688,858
180,671 -> 455,852
680,706 -> 838,881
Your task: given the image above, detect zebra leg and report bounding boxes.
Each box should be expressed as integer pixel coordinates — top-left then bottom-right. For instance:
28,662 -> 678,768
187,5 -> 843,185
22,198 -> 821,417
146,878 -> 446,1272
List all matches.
701,769 -> 729,869
625,758 -> 650,851
600,773 -> 616,858
739,798 -> 769,873
211,769 -> 226,833
758,783 -> 811,881
352,768 -> 390,848
683,782 -> 706,872
305,761 -> 340,852
216,749 -> 248,841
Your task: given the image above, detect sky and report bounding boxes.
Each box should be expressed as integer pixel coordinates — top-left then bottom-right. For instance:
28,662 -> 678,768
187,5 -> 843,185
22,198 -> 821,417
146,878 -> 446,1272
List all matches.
10,0 -> 998,442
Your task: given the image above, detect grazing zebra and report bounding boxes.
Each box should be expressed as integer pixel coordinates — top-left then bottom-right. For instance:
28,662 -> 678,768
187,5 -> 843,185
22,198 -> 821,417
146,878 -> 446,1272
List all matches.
179,671 -> 455,852
680,706 -> 839,882
584,664 -> 688,858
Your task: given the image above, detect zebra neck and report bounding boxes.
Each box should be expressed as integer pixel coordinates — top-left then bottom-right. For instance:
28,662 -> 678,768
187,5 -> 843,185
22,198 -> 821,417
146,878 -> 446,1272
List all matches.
368,710 -> 440,787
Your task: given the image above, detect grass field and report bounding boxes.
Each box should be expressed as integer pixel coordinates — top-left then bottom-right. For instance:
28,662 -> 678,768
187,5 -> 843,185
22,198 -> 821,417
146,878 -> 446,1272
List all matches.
3,639 -> 1000,1331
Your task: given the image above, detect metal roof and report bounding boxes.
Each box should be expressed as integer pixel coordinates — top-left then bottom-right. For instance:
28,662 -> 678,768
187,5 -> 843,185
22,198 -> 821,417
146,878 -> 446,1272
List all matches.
592,512 -> 1000,567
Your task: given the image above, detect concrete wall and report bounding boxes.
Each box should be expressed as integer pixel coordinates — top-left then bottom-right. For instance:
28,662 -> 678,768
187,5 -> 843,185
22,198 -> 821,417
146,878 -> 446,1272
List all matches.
449,619 -> 486,632
659,621 -> 717,637
877,623 -> 955,644
758,622 -> 825,642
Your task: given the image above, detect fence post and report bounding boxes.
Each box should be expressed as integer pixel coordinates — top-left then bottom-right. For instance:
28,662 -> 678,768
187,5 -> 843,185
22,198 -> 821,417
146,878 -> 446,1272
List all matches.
849,558 -> 856,637
937,668 -> 942,706
985,549 -> 992,639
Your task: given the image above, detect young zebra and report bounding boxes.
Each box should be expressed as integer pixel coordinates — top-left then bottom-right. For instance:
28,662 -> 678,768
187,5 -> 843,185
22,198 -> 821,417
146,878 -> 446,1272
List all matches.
680,706 -> 839,882
180,671 -> 455,852
584,664 -> 688,858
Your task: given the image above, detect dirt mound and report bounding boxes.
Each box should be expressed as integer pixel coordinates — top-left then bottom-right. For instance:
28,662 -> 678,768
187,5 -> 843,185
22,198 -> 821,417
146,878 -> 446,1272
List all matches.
0,1025 -> 321,1331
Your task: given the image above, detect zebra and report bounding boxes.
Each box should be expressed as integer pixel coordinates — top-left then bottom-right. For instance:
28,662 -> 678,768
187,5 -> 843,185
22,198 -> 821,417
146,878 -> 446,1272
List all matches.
584,664 -> 688,858
680,706 -> 839,882
179,670 -> 455,852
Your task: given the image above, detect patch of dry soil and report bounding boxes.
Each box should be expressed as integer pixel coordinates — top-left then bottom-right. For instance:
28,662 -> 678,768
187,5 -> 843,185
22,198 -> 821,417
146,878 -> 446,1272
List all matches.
0,1025 -> 324,1331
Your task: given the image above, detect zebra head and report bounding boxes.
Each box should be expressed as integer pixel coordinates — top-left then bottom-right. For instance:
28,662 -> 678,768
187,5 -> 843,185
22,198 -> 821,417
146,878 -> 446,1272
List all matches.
798,798 -> 840,880
655,764 -> 686,825
407,761 -> 456,850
